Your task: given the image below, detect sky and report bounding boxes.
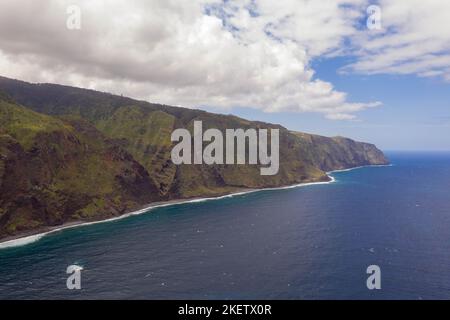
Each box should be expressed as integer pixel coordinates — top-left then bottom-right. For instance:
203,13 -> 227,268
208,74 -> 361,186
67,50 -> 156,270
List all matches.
0,0 -> 449,150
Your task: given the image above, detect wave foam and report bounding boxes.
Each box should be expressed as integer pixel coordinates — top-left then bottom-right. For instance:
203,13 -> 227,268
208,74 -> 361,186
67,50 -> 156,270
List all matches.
0,163 -> 388,249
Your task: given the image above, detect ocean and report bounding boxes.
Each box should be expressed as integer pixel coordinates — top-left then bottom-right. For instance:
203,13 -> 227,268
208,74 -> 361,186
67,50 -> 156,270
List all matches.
0,151 -> 449,299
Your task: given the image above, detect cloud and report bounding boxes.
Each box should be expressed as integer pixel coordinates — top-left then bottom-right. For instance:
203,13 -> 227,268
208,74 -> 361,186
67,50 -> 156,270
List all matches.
0,0 -> 379,120
343,0 -> 450,81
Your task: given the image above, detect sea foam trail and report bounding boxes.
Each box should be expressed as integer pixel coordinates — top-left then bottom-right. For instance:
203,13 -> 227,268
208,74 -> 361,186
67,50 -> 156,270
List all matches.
0,164 -> 389,249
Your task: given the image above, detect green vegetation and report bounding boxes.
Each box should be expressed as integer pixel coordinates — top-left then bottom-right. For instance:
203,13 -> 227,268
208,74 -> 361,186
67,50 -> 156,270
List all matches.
97,106 -> 177,194
0,97 -> 159,238
0,100 -> 71,149
0,77 -> 388,239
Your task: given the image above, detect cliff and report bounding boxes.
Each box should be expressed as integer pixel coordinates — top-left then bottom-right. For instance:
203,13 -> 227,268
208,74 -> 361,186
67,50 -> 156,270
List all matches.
0,77 -> 388,239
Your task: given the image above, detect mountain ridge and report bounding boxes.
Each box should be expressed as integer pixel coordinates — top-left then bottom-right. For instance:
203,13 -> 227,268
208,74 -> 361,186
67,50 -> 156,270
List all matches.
0,76 -> 388,240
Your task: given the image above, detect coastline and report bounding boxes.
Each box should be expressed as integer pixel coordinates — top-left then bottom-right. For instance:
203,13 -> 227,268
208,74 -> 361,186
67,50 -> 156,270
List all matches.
0,164 -> 391,250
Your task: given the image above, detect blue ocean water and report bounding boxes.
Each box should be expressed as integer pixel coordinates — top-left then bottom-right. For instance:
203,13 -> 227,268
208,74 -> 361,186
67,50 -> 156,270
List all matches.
0,152 -> 449,299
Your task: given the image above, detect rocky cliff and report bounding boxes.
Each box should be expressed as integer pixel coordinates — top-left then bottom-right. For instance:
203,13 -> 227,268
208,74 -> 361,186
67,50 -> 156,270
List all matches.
0,77 -> 388,240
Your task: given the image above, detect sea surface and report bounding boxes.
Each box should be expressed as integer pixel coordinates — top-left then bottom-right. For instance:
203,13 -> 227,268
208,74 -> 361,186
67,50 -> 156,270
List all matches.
0,151 -> 450,299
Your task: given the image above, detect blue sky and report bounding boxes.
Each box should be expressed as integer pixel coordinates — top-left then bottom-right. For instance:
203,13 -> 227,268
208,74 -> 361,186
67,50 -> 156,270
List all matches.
206,56 -> 450,151
1,0 -> 449,151
200,1 -> 450,151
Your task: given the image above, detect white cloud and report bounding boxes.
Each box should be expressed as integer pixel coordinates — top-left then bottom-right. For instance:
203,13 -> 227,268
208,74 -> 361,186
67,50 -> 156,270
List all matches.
0,0 -> 379,120
344,0 -> 450,81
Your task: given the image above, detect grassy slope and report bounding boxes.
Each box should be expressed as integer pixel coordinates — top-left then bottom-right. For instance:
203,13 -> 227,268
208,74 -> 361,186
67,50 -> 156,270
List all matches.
0,77 -> 389,239
0,99 -> 159,237
97,106 -> 177,195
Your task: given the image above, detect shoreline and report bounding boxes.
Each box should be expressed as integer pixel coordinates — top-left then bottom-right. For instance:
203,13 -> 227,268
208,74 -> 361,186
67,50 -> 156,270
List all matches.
0,164 -> 391,250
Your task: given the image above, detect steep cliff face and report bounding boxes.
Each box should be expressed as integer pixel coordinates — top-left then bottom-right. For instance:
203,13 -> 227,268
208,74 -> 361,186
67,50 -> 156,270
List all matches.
0,77 -> 388,239
291,132 -> 388,172
0,99 -> 159,237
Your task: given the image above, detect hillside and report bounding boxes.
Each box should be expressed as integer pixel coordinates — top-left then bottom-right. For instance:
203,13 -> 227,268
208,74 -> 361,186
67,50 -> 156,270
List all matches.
0,98 -> 159,238
0,77 -> 388,240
